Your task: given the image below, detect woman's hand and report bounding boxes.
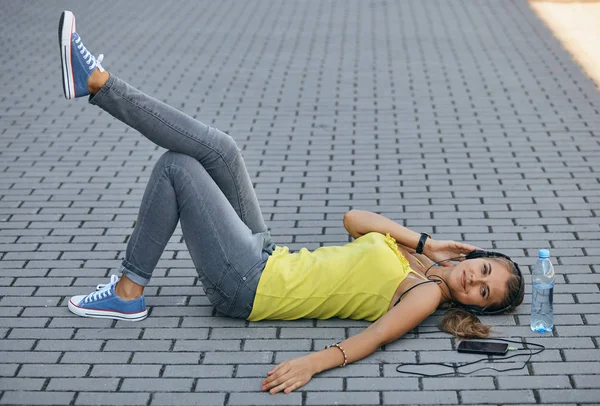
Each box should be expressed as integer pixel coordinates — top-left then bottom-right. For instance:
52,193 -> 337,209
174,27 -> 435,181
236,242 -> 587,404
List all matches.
423,239 -> 481,266
262,355 -> 316,394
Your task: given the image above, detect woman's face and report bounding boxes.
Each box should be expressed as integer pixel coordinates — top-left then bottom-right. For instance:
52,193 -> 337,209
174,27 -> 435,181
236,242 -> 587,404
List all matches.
449,258 -> 512,308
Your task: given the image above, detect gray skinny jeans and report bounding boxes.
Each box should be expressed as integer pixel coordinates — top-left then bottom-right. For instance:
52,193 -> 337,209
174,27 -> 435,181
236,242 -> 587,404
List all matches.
89,75 -> 275,319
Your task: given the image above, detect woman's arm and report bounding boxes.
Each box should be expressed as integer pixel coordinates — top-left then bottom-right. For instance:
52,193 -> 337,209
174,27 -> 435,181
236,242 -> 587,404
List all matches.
261,283 -> 441,394
343,210 -> 480,265
343,209 -> 422,248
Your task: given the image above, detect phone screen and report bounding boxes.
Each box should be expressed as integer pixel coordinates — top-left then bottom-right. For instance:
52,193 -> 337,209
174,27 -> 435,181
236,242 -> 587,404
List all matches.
457,340 -> 509,355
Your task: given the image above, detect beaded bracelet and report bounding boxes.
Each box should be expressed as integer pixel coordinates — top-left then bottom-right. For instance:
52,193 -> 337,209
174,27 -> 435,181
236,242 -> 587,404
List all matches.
325,342 -> 348,367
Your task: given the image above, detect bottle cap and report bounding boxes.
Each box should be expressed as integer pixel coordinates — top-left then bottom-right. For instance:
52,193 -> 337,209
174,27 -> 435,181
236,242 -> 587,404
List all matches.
538,249 -> 550,259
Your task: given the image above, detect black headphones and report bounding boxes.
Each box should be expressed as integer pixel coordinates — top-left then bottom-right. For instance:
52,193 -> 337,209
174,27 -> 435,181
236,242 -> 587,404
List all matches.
459,250 -> 525,316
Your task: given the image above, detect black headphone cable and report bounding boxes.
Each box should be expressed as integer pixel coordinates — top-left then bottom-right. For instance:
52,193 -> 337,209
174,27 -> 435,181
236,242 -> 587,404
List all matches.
395,336 -> 545,378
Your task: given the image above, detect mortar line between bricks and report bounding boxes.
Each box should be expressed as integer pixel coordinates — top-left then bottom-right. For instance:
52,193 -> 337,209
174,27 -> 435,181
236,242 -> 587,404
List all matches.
533,388 -> 541,404
116,377 -> 124,392
13,363 -> 22,378
41,377 -> 50,391
67,392 -> 78,406
568,374 -> 577,389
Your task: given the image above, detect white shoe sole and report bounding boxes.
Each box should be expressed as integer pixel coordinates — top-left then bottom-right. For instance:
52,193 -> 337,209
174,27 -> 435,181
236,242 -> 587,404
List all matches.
59,11 -> 76,99
68,298 -> 148,321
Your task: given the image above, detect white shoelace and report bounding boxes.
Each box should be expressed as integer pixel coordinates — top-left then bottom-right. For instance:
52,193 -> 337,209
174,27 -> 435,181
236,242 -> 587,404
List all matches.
74,35 -> 105,73
84,274 -> 119,303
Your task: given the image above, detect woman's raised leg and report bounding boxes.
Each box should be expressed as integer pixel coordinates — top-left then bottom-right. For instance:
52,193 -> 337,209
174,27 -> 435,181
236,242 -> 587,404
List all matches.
87,72 -> 268,236
58,9 -> 267,235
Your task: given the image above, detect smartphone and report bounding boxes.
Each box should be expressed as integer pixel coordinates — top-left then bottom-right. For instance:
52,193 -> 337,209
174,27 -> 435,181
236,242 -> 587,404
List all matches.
457,340 -> 509,356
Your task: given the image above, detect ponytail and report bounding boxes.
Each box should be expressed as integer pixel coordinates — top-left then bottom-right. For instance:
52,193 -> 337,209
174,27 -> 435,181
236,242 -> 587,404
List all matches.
439,307 -> 491,338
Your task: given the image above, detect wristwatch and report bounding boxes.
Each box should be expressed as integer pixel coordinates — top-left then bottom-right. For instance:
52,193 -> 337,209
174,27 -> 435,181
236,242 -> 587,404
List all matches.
416,233 -> 430,254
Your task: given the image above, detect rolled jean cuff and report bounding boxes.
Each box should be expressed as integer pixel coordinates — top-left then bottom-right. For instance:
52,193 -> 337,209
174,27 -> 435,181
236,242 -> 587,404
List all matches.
88,73 -> 117,106
119,260 -> 151,287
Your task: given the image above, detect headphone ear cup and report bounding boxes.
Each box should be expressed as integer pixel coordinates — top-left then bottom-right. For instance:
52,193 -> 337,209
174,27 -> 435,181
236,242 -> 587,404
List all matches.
464,305 -> 484,315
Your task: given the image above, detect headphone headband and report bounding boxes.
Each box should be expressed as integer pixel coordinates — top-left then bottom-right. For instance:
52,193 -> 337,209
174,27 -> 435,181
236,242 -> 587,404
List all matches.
460,250 -> 524,316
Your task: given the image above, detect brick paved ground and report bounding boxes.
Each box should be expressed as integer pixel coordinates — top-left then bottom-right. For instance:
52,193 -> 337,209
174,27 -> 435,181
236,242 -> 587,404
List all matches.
1,0 -> 599,405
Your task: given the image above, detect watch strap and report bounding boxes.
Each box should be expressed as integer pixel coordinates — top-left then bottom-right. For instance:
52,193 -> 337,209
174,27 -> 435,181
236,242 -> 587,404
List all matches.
416,233 -> 430,254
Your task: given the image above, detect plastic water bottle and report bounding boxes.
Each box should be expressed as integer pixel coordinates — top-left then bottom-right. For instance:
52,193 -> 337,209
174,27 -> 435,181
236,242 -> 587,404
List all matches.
530,249 -> 555,333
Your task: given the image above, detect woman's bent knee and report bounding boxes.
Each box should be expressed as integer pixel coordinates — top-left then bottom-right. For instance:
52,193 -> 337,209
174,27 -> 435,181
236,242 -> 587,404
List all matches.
155,151 -> 199,171
212,128 -> 241,160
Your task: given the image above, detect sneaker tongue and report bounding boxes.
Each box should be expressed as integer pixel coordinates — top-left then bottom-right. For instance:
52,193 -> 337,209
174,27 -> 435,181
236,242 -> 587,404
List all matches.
96,54 -> 105,72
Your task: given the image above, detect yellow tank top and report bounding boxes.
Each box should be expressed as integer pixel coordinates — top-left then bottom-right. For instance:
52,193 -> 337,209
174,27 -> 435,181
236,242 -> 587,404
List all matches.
247,232 -> 425,321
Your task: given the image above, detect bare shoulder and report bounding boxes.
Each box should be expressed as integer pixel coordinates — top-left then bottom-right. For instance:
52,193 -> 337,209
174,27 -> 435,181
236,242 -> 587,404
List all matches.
403,279 -> 442,304
371,281 -> 441,344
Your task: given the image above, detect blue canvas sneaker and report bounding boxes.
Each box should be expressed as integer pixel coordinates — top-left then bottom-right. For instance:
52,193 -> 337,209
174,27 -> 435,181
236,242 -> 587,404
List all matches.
58,10 -> 105,99
68,275 -> 148,321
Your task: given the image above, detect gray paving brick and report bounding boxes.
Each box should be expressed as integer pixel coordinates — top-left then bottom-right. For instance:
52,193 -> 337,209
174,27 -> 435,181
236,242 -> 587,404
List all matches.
211,328 -> 276,339
573,375 -> 600,389
0,287 -> 35,296
563,349 -> 600,362
102,340 -> 171,352
0,317 -> 49,328
279,328 -> 344,339
131,352 -> 201,364
0,391 -> 75,405
47,377 -> 120,392
422,376 -> 495,390
60,352 -> 131,364
244,339 -> 311,351
121,378 -> 193,392
0,351 -> 60,364
461,389 -> 536,404
180,317 -> 246,328
150,392 -> 225,406
0,377 -> 45,391
539,389 -> 600,404
90,364 -> 161,378
18,364 -> 90,377
48,317 -> 114,328
0,364 -> 18,377
498,375 -> 572,390
174,339 -> 241,352
74,328 -> 142,340
347,377 -> 420,391
194,378 -> 265,392
228,392 -> 301,405
533,362 -> 600,375
203,351 -> 272,364
306,391 -> 379,405
0,340 -> 35,351
521,337 -> 595,349
162,365 -> 233,378
34,340 -> 103,352
75,392 -> 150,405
383,390 -> 458,405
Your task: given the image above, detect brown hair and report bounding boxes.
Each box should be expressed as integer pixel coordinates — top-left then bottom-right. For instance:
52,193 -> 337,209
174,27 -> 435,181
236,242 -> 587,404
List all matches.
438,257 -> 524,338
